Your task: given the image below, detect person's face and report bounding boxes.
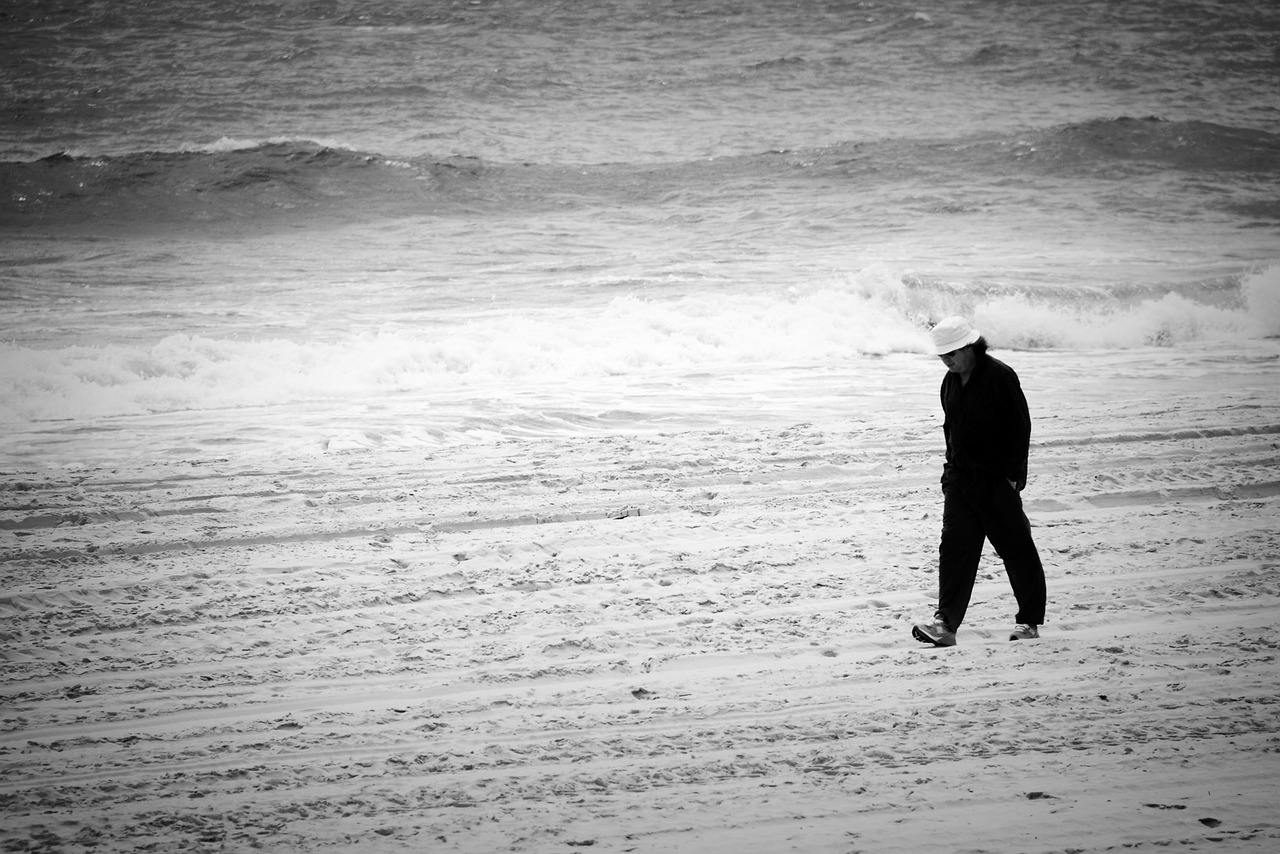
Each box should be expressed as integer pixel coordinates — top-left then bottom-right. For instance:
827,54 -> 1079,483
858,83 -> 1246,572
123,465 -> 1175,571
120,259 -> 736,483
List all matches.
939,345 -> 977,375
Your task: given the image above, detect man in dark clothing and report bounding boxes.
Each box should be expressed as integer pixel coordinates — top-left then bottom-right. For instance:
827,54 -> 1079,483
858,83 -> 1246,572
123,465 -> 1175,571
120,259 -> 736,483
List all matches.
913,316 -> 1047,647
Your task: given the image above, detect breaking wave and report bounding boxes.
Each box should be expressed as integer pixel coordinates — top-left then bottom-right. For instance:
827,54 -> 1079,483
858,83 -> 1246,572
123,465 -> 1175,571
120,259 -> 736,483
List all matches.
3,265 -> 1275,424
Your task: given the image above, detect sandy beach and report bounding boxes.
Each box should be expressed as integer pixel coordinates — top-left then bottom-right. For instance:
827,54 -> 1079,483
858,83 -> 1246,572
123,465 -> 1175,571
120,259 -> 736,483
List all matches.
5,0 -> 1280,850
3,342 -> 1278,853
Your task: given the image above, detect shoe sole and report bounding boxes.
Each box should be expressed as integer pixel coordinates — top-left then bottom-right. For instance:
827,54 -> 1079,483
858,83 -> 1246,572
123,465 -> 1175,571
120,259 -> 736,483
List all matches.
912,626 -> 956,647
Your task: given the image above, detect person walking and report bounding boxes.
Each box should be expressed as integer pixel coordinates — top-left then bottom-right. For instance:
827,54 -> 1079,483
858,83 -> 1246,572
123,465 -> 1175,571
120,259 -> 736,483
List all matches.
913,316 -> 1047,647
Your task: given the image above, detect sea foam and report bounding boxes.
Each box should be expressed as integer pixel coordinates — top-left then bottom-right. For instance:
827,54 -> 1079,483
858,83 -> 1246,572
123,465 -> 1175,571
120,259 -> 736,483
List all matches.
2,266 -> 1275,425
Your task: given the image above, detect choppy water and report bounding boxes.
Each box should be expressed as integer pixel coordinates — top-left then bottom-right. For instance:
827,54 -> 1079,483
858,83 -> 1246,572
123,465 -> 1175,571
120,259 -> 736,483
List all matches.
2,0 -> 1278,461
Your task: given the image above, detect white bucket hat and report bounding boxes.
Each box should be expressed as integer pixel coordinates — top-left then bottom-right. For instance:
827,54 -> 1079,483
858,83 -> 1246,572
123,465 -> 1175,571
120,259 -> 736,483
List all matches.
931,316 -> 981,355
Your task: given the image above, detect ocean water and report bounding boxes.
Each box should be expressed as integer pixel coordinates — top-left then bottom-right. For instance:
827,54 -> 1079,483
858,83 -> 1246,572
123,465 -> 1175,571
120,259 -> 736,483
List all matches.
2,0 -> 1278,464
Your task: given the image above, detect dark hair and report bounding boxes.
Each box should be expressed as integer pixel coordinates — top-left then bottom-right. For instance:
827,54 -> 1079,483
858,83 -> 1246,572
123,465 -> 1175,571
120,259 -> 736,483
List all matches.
971,336 -> 989,356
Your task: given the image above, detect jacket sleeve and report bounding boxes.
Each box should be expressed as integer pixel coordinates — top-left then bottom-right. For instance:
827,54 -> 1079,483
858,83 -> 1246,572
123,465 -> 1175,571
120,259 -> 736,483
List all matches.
940,375 -> 954,482
1002,372 -> 1031,490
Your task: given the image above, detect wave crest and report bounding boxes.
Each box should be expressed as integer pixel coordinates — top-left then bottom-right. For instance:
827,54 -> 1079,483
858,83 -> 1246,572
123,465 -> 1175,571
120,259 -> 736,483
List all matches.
3,265 -> 1275,424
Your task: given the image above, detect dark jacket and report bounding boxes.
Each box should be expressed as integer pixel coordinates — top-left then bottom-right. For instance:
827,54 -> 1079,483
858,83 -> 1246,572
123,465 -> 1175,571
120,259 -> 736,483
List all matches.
941,354 -> 1031,491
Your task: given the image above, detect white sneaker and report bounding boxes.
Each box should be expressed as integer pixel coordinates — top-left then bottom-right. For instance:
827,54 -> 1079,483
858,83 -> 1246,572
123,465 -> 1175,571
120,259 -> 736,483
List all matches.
912,618 -> 956,647
1009,624 -> 1040,641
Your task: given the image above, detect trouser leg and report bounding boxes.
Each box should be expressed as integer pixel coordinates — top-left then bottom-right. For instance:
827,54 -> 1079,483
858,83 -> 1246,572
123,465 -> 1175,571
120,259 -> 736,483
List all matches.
937,485 -> 986,631
983,481 -> 1048,626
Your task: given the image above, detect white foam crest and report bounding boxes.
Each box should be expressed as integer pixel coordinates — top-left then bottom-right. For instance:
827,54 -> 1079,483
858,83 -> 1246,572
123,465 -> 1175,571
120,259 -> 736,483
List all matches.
177,135 -> 358,154
974,271 -> 1275,350
3,264 -> 1274,425
365,271 -> 926,387
1241,266 -> 1280,338
1,336 -> 356,423
0,272 -> 924,424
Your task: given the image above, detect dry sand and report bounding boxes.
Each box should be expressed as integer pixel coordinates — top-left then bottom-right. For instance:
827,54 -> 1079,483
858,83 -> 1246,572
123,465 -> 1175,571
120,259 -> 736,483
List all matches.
3,348 -> 1280,853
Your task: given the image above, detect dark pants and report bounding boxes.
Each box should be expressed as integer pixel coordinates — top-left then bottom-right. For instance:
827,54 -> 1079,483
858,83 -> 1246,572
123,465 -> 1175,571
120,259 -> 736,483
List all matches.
937,477 -> 1046,631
